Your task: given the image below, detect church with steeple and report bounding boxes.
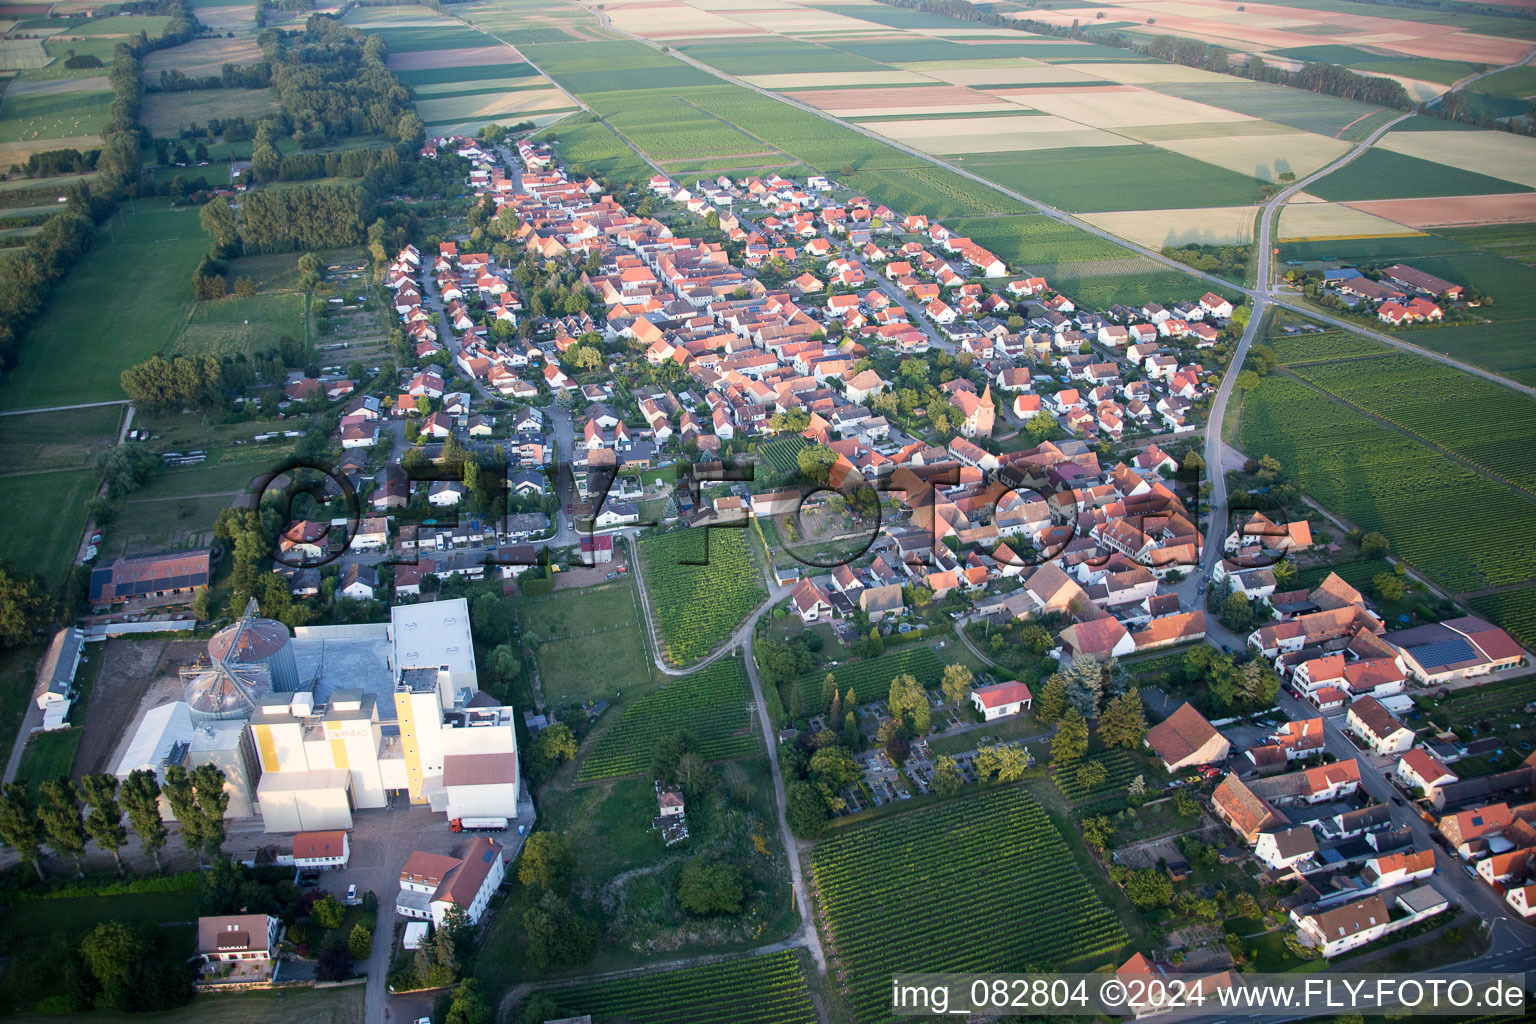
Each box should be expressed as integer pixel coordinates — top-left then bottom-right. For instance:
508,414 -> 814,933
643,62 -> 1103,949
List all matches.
951,382 -> 995,438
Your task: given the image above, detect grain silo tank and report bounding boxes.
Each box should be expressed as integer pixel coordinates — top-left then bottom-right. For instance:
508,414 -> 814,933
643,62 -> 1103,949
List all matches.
208,605 -> 300,692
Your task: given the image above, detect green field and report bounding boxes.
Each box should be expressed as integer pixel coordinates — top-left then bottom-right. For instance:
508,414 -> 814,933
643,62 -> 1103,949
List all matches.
964,146 -> 1266,212
1468,588 -> 1536,651
0,87 -> 114,143
638,528 -> 765,665
1051,748 -> 1143,803
140,87 -> 281,137
796,645 -> 944,714
517,579 -> 653,704
1472,65 -> 1536,101
9,983 -> 363,1024
393,61 -> 540,87
944,214 -> 1134,265
1307,148 -> 1532,202
1035,264 -> 1207,309
1150,80 -> 1390,137
13,726 -> 82,786
0,890 -> 196,1013
368,24 -> 491,52
811,788 -> 1127,1022
577,658 -> 759,781
536,950 -> 817,1024
1269,330 -> 1386,365
172,291 -> 307,357
1237,373 -> 1536,594
1278,233 -> 1467,263
0,405 -> 121,475
0,202 -> 206,410
1289,354 -> 1536,493
681,40 -> 888,75
0,469 -> 96,585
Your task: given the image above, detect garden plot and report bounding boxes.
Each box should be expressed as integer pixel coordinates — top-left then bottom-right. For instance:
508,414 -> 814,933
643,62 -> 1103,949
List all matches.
871,113 -> 1133,153
1154,129 -> 1349,183
1375,129 -> 1536,189
1278,201 -> 1425,239
1080,205 -> 1258,247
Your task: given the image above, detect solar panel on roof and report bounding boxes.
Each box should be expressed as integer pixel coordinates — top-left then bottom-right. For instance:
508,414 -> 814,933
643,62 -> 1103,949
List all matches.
1408,638 -> 1475,671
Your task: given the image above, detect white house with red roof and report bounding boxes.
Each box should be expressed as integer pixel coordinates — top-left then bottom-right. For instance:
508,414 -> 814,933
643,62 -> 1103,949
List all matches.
970,680 -> 1033,720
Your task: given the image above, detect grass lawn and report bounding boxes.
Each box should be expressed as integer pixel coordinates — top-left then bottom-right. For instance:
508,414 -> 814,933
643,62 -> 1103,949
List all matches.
477,757 -> 794,993
926,714 -> 1043,755
0,645 -> 45,771
0,890 -> 197,1014
0,200 -> 206,410
0,404 -> 121,475
13,726 -> 82,786
517,578 -> 654,705
173,291 -> 308,357
0,469 -> 96,585
9,984 -> 365,1023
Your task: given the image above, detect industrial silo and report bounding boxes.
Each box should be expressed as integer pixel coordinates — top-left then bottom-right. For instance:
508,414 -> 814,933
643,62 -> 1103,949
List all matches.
182,661 -> 272,724
208,602 -> 300,693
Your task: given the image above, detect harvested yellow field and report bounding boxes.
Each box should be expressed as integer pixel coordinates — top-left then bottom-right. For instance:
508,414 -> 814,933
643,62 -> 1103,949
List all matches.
871,114 -> 1137,153
829,100 -> 1015,117
142,34 -> 264,77
607,2 -> 749,35
1357,70 -> 1447,102
194,4 -> 257,32
741,70 -> 934,88
1374,128 -> 1536,188
414,76 -> 550,95
414,88 -> 572,122
1278,201 -> 1425,240
727,7 -> 886,32
0,137 -> 102,165
689,0 -> 800,9
1080,206 -> 1258,246
935,64 -> 1103,87
1158,131 -> 1349,182
1060,61 -> 1234,85
1125,119 -> 1297,141
1019,87 -> 1254,127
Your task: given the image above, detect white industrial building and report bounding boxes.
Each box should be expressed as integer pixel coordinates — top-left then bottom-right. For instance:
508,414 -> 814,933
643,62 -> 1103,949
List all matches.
245,598 -> 519,832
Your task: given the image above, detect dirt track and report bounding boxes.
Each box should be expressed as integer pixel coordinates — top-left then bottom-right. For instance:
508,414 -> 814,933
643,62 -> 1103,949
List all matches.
74,637 -> 204,778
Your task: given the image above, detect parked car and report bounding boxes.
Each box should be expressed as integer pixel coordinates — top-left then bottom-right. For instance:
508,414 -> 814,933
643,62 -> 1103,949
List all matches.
346,884 -> 358,904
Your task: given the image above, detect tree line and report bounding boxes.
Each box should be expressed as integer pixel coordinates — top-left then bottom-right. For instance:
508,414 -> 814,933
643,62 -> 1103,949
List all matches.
0,765 -> 226,883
